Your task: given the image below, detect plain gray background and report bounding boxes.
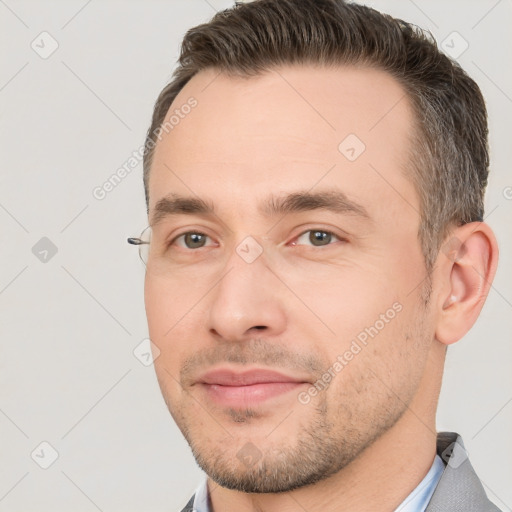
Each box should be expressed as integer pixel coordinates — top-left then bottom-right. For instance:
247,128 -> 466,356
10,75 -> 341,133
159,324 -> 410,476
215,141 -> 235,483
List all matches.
0,0 -> 511,511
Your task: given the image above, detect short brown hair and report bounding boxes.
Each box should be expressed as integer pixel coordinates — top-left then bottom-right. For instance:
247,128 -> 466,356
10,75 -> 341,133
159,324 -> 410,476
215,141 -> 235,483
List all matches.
143,0 -> 489,270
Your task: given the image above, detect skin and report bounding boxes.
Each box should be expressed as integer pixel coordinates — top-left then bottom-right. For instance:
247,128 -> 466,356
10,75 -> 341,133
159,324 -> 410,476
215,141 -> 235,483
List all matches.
144,65 -> 498,511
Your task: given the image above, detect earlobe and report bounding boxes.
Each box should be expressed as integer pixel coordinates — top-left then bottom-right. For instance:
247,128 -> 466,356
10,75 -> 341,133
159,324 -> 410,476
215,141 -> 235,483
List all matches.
435,222 -> 498,346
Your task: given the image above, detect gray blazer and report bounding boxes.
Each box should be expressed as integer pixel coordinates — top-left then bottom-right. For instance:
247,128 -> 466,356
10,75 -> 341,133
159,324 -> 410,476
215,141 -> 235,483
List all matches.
180,432 -> 501,511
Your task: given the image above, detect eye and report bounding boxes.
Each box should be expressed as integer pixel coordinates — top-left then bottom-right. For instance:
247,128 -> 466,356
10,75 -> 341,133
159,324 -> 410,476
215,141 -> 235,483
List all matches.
173,232 -> 214,249
293,229 -> 343,247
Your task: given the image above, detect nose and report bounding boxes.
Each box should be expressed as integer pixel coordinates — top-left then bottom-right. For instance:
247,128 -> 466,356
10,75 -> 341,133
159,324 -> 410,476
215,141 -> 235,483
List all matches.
207,247 -> 287,342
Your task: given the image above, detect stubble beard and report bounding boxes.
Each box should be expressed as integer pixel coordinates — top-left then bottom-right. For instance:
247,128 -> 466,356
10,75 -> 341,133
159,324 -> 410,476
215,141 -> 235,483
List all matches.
159,287 -> 432,494
169,376 -> 412,494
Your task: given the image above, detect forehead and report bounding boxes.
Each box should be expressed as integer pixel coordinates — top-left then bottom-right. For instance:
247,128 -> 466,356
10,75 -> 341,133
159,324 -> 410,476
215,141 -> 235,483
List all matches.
149,65 -> 418,226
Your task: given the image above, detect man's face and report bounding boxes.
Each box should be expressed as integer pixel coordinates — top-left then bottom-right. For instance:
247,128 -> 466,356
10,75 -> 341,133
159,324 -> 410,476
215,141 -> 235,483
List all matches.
144,65 -> 436,492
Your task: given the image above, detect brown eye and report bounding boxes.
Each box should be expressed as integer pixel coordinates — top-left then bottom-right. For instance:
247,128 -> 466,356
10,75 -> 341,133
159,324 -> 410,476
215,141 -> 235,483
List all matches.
295,230 -> 340,247
309,231 -> 332,246
173,232 -> 211,249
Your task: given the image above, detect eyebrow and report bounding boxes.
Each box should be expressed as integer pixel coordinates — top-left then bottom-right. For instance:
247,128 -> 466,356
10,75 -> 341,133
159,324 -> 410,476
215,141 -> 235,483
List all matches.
151,194 -> 215,226
150,190 -> 370,226
260,190 -> 370,220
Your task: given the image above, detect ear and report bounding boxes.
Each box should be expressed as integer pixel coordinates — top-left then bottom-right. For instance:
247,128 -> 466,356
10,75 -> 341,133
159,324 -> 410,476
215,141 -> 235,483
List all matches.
435,222 -> 499,346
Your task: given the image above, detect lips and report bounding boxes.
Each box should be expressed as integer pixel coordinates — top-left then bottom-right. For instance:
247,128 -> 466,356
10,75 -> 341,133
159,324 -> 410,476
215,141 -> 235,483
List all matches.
196,368 -> 309,407
198,368 -> 307,386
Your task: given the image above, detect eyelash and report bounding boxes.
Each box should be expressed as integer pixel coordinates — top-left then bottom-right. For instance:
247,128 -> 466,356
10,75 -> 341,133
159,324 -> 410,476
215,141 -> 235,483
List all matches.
170,229 -> 345,250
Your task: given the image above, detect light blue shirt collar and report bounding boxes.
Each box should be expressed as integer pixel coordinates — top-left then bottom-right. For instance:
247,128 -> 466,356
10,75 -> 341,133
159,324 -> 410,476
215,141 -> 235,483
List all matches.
192,454 -> 445,512
394,455 -> 445,511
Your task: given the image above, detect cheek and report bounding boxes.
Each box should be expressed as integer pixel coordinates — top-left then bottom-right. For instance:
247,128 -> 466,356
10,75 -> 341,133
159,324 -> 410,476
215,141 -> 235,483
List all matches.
144,274 -> 199,335
144,274 -> 208,375
284,264 -> 420,390
283,264 -> 400,338
144,275 -> 188,366
326,300 -> 429,409
145,278 -> 188,406
144,277 -> 169,337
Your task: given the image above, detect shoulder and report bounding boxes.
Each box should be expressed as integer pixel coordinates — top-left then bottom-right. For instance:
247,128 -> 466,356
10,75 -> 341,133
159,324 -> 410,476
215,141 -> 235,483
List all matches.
426,432 -> 502,512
